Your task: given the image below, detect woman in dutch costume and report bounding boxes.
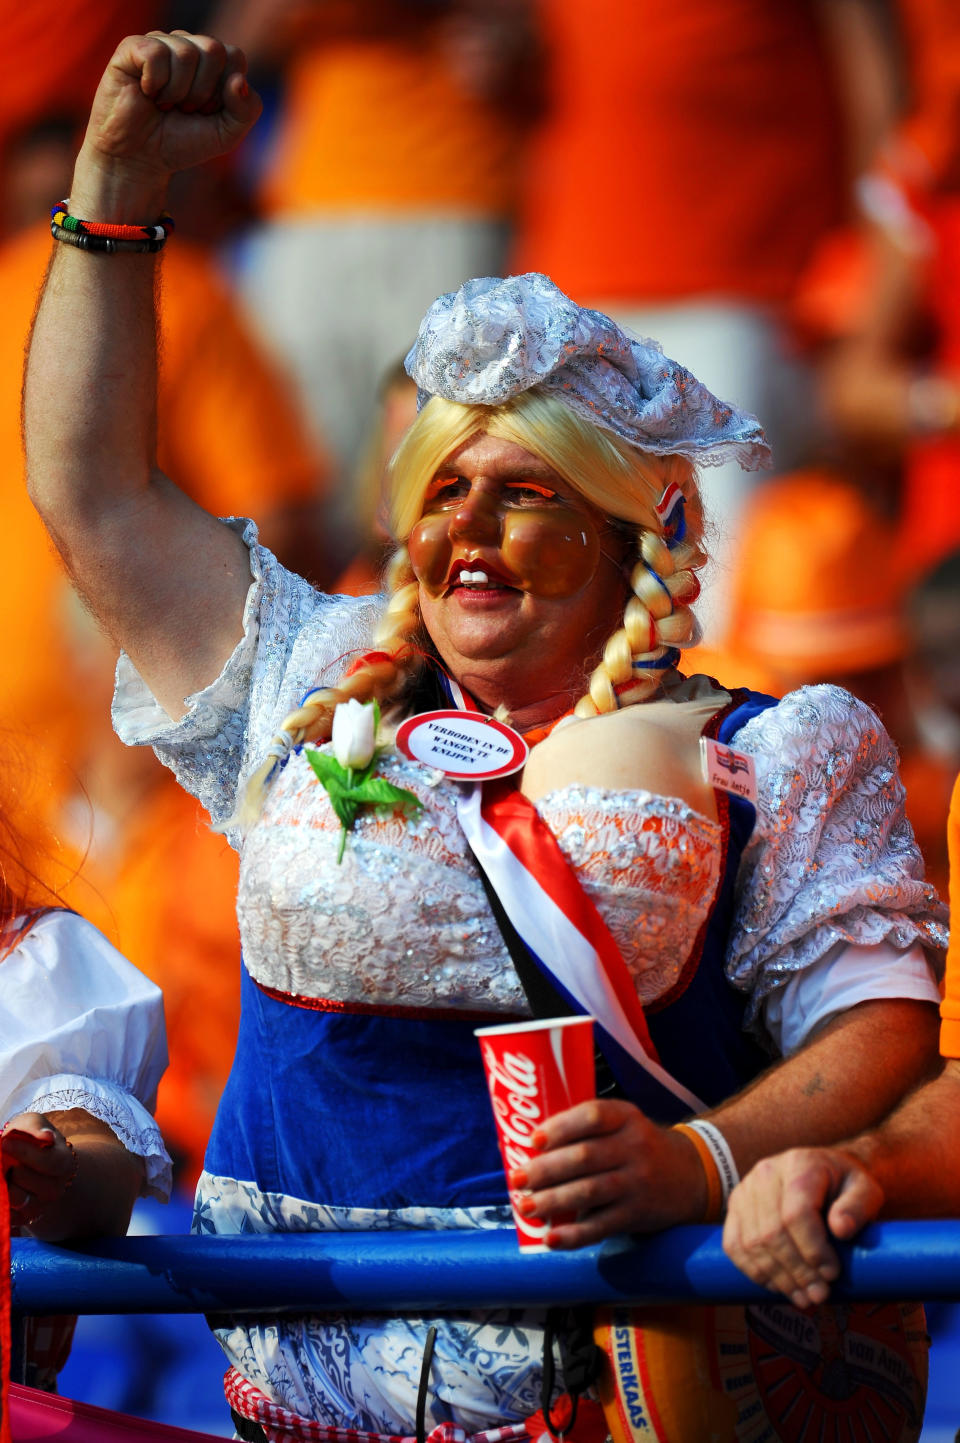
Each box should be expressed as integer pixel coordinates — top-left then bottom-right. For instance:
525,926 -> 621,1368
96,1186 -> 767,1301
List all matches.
23,32 -> 947,1443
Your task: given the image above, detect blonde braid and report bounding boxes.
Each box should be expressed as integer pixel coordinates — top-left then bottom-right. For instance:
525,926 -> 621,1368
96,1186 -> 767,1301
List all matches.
233,548 -> 424,827
575,531 -> 705,719
372,548 -> 422,660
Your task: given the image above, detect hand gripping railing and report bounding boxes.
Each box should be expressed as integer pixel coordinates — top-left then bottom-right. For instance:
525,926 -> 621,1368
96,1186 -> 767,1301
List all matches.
11,1222 -> 960,1318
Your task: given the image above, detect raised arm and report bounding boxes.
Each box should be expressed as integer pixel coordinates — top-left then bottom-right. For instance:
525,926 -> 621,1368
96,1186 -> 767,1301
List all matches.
23,32 -> 262,719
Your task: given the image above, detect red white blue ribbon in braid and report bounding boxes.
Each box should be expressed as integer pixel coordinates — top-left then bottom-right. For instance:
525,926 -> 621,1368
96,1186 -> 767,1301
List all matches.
439,673 -> 705,1114
654,481 -> 687,547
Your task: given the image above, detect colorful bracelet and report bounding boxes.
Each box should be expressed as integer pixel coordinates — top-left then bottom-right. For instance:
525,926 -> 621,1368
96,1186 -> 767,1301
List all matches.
50,202 -> 173,255
51,200 -> 174,242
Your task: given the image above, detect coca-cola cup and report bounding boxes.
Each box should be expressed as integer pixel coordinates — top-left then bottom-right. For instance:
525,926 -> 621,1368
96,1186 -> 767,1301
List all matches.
475,1015 -> 596,1252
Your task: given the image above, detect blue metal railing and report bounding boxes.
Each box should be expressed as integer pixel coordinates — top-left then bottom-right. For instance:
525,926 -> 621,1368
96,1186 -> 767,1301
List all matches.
12,1222 -> 960,1317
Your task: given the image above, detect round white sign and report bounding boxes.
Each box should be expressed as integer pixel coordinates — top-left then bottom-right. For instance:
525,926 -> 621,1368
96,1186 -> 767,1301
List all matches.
396,710 -> 528,780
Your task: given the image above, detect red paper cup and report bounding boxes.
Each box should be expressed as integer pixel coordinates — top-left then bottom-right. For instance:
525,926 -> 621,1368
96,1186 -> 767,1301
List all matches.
475,1015 -> 596,1252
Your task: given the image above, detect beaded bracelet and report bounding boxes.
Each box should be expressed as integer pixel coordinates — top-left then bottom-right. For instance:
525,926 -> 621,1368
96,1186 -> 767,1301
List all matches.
51,202 -> 173,255
51,200 -> 174,243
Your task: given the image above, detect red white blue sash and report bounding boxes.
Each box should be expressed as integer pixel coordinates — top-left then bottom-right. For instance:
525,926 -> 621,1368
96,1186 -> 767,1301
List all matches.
441,676 -> 705,1114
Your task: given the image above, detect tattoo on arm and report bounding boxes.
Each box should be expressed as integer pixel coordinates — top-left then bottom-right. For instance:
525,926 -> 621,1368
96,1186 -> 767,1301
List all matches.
802,1073 -> 827,1098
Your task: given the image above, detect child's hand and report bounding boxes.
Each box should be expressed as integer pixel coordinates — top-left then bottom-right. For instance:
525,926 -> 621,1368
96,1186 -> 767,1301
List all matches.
2,1113 -> 78,1225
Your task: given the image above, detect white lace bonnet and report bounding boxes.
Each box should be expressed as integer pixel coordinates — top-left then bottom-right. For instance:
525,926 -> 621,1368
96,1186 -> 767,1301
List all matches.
404,272 -> 772,471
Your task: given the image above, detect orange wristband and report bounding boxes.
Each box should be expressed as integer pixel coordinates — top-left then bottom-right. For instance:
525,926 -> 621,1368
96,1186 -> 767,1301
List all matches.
672,1122 -> 724,1222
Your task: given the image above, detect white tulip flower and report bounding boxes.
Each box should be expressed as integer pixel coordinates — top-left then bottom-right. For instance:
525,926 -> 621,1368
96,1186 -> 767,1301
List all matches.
331,698 -> 377,771
307,697 -> 415,862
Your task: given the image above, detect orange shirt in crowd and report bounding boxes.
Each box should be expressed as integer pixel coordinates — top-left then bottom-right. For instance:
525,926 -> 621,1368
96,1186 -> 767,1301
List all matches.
512,0 -> 845,305
259,25 -> 521,217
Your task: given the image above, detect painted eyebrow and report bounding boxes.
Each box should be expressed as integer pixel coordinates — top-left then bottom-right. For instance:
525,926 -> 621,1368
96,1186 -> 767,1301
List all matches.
422,473 -> 466,501
502,479 -> 560,498
423,473 -> 564,501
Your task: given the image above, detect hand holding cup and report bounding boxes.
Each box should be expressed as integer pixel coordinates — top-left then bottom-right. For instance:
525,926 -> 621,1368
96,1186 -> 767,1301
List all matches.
476,1015 -> 596,1251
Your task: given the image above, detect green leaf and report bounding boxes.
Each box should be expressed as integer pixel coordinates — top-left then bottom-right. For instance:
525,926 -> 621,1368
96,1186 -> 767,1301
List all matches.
304,742 -> 419,834
305,747 -> 357,829
350,777 -> 422,813
304,749 -> 349,789
329,798 -> 359,830
352,755 -> 379,787
323,779 -> 358,828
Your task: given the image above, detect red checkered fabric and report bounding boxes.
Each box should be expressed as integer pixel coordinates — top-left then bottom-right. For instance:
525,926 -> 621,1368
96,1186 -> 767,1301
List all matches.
223,1368 -> 532,1443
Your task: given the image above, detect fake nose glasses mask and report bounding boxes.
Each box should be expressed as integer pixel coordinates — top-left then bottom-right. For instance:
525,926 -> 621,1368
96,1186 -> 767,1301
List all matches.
408,479 -> 607,601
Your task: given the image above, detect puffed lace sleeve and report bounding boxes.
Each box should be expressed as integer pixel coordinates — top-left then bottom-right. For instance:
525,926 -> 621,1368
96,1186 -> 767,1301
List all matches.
726,684 -> 948,1025
112,518 -> 383,837
0,911 -> 171,1199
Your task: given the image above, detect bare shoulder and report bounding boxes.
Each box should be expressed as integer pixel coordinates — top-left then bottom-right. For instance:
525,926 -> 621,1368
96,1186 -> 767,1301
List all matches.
520,681 -> 730,818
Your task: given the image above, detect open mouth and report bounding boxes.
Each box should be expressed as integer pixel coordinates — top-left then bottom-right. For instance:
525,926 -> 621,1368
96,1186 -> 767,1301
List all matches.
447,562 -> 516,592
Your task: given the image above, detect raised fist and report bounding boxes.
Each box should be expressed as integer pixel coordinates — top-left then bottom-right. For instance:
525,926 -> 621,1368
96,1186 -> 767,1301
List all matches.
82,31 -> 262,184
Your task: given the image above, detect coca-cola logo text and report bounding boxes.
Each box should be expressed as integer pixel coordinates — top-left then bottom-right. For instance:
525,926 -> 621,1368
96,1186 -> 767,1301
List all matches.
484,1046 -> 542,1157
483,1044 -> 551,1240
